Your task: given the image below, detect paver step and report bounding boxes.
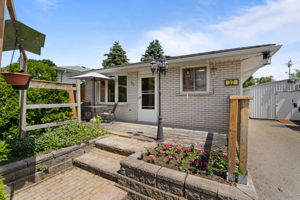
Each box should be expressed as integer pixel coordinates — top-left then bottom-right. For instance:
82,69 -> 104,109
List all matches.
73,148 -> 125,182
95,135 -> 151,156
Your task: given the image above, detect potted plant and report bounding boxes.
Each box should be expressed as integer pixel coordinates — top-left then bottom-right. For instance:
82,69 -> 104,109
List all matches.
0,71 -> 32,90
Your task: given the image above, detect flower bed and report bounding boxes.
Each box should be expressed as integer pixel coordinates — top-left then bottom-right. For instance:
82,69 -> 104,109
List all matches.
139,142 -> 231,184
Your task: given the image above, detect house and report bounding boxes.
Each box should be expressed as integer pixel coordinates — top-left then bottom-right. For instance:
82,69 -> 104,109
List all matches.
244,79 -> 300,120
85,44 -> 281,133
55,66 -> 90,84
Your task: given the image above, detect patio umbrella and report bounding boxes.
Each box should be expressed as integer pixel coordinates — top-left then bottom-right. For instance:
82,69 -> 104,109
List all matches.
71,72 -> 113,106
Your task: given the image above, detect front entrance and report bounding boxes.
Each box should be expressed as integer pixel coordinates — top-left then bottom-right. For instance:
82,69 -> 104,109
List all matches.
138,74 -> 157,122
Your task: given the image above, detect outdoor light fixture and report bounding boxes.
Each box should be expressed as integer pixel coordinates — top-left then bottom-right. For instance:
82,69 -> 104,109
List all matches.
149,58 -> 169,141
262,51 -> 271,65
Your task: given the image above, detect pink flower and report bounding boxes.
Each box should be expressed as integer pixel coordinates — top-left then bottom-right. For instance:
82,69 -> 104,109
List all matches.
203,162 -> 208,168
199,144 -> 204,148
175,145 -> 181,149
201,151 -> 207,157
160,150 -> 165,154
149,155 -> 156,160
184,149 -> 189,153
170,152 -> 174,155
168,155 -> 173,159
176,158 -> 181,161
168,142 -> 175,146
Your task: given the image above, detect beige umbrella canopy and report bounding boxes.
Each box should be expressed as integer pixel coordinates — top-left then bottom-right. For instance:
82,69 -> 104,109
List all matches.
71,72 -> 114,105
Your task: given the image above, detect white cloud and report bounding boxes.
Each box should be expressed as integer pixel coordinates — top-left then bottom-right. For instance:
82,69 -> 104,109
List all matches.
128,0 -> 300,80
34,0 -> 58,11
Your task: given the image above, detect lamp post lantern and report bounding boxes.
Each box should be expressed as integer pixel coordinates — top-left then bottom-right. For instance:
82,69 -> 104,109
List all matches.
150,58 -> 168,141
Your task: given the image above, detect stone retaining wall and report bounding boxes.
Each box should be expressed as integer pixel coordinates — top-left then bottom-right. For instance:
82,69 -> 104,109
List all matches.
0,135 -> 107,193
119,153 -> 258,200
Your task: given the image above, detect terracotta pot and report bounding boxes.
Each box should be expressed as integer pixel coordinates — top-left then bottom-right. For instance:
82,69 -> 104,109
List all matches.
0,72 -> 32,90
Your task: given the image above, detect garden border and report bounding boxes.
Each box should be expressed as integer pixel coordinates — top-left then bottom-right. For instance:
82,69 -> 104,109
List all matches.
0,135 -> 108,194
119,152 -> 258,200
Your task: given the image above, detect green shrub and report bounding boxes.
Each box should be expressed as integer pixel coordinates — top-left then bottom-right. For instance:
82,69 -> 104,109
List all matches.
0,176 -> 7,200
0,141 -> 10,162
3,122 -> 107,162
0,60 -> 72,140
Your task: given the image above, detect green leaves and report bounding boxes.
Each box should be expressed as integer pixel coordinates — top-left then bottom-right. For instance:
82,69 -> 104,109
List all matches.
141,40 -> 165,62
0,141 -> 11,162
102,41 -> 130,68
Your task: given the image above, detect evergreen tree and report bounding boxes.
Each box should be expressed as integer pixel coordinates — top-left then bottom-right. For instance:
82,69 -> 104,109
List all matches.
102,41 -> 130,68
141,40 -> 165,62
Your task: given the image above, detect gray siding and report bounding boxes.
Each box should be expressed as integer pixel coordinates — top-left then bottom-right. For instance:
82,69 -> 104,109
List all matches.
243,79 -> 300,119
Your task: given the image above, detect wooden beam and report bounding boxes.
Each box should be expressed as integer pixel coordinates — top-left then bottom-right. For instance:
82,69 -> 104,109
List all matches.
29,83 -> 77,90
229,96 -> 253,100
31,79 -> 74,85
26,121 -> 71,131
0,0 -> 6,67
228,99 -> 238,174
76,80 -> 81,122
18,53 -> 27,139
26,103 -> 78,110
239,100 -> 249,173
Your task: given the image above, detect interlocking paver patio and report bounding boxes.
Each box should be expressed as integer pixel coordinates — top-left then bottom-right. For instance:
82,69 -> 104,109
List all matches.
102,121 -> 227,151
11,167 -> 127,200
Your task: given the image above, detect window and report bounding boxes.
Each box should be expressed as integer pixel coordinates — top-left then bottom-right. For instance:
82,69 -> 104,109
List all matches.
182,66 -> 208,92
97,76 -> 127,103
118,76 -> 127,102
100,80 -> 105,102
108,80 -> 115,102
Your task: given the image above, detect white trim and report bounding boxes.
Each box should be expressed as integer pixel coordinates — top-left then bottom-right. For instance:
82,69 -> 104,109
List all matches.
179,65 -> 210,94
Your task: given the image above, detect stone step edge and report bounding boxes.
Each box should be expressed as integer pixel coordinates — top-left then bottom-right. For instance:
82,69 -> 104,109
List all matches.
95,141 -> 135,156
73,158 -> 120,182
115,183 -> 154,200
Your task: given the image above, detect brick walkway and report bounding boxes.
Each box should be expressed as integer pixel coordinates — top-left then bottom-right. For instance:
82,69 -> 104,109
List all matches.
12,167 -> 127,200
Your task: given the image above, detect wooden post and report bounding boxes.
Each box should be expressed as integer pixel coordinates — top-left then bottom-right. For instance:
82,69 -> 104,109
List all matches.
76,80 -> 81,122
0,0 -> 6,67
19,55 -> 27,138
228,98 -> 238,179
239,100 -> 249,173
67,87 -> 77,118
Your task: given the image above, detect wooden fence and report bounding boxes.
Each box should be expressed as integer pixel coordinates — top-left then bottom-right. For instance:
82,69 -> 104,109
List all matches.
19,79 -> 81,138
228,96 -> 253,181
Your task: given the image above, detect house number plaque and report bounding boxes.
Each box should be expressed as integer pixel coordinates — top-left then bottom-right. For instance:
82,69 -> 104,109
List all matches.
224,79 -> 239,86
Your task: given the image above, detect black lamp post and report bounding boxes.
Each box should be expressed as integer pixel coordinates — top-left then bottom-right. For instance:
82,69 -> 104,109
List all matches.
150,58 -> 168,141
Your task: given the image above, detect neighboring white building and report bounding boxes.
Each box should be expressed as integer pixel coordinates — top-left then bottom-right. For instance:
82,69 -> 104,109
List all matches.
84,44 -> 281,133
55,66 -> 90,84
244,79 -> 300,121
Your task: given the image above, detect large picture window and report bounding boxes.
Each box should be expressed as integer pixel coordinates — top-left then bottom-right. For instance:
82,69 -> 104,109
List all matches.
118,76 -> 127,102
182,66 -> 208,92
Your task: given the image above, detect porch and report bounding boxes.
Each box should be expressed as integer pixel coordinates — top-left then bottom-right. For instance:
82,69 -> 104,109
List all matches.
101,121 -> 228,151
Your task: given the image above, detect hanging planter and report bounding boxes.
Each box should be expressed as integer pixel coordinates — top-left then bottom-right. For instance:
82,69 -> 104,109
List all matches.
0,72 -> 32,90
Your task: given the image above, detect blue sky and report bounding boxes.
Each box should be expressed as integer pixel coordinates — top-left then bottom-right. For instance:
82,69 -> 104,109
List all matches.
2,0 -> 300,80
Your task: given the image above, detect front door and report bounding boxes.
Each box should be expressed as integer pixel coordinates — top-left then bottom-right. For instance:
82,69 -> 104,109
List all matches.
138,74 -> 157,122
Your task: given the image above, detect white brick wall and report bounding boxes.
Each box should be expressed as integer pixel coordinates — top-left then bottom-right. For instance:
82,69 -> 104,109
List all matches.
161,61 -> 241,133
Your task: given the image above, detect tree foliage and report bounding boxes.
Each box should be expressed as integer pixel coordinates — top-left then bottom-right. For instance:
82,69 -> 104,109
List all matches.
141,40 -> 165,62
243,76 -> 274,88
102,41 -> 130,68
289,69 -> 300,79
0,60 -> 71,140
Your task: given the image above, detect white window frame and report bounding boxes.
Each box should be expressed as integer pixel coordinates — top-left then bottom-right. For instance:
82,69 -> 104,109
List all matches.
97,75 -> 128,104
180,65 -> 210,94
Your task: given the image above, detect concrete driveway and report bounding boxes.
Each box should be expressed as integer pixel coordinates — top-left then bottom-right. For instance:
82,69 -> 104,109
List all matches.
248,119 -> 300,200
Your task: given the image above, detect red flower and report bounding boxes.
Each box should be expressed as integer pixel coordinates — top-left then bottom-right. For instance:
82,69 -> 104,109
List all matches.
203,162 -> 208,168
197,161 -> 202,166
